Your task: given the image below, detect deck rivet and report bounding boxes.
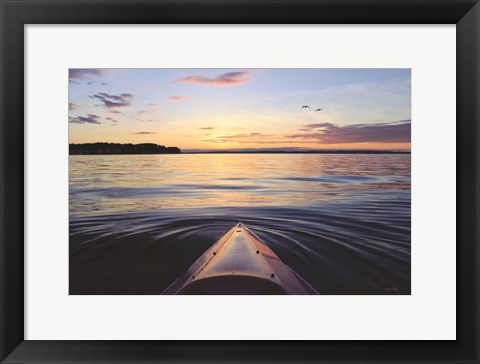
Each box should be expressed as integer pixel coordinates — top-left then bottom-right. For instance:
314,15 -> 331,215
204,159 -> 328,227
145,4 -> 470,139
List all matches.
256,250 -> 259,254
213,252 -> 216,256
271,273 -> 275,278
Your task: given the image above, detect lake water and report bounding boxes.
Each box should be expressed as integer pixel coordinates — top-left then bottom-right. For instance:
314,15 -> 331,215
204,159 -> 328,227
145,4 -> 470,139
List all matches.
69,153 -> 411,295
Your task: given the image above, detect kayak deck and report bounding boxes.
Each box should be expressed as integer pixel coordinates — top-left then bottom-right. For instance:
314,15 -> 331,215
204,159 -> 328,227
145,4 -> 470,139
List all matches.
162,222 -> 318,295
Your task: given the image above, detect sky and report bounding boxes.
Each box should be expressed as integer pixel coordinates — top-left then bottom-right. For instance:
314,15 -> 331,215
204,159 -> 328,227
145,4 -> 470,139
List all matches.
69,68 -> 411,150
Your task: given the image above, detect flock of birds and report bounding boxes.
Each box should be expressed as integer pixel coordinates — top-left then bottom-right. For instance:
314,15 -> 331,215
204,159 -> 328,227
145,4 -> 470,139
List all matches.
301,105 -> 323,112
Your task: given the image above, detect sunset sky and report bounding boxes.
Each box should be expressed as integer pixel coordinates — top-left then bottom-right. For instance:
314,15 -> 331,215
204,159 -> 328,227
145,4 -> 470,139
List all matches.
69,68 -> 411,150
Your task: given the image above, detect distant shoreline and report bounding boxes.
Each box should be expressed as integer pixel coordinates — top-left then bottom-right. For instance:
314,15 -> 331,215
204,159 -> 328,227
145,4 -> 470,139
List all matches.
183,150 -> 410,155
69,151 -> 410,155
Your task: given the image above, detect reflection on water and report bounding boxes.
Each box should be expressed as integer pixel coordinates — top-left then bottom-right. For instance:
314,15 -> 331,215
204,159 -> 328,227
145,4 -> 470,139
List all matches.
69,153 -> 410,295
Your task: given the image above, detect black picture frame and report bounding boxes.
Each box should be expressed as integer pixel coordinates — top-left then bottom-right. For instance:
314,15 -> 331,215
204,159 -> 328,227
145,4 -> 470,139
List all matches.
1,0 -> 479,363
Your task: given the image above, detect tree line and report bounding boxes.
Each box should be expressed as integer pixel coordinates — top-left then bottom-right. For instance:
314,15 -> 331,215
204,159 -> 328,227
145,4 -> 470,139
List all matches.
69,142 -> 181,155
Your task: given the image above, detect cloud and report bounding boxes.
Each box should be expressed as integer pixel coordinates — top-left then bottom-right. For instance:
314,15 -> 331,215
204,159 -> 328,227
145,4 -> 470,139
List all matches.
69,114 -> 101,124
199,127 -> 215,130
175,71 -> 251,86
109,110 -> 124,115
69,102 -> 81,110
130,131 -> 156,135
69,69 -> 104,81
91,92 -> 134,108
168,95 -> 188,101
288,120 -> 411,144
135,110 -> 156,122
105,117 -> 119,123
302,123 -> 335,130
203,132 -> 270,144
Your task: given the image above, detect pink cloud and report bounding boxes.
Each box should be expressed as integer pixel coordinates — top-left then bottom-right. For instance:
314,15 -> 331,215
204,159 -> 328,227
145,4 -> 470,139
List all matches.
168,95 -> 188,101
175,71 -> 251,86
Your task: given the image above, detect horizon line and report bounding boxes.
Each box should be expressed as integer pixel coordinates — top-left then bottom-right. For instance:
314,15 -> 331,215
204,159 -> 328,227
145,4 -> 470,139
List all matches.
69,142 -> 410,152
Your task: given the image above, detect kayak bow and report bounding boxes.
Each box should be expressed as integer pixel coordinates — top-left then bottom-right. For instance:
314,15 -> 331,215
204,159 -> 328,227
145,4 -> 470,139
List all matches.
162,222 -> 318,295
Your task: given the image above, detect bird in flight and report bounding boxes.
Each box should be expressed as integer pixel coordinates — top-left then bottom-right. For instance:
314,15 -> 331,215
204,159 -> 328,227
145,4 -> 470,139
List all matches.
301,105 -> 310,108
315,108 -> 323,112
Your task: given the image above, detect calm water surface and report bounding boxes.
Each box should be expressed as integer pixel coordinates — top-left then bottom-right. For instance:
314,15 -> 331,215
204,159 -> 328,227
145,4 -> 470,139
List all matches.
69,153 -> 411,294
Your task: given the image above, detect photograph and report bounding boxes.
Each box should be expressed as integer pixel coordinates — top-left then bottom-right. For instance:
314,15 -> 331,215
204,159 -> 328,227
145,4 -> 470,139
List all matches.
69,68 -> 411,295
3,0 -> 478,360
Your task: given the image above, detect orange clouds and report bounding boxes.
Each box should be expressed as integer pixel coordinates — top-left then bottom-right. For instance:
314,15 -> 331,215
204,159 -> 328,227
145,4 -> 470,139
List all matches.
289,120 -> 411,144
168,96 -> 188,101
